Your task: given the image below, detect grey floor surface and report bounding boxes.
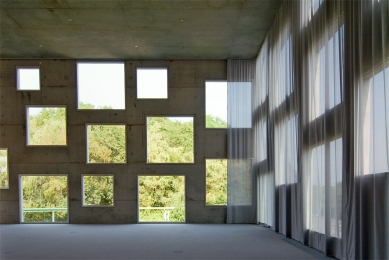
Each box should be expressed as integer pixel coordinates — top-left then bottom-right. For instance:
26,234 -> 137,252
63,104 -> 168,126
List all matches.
0,224 -> 335,260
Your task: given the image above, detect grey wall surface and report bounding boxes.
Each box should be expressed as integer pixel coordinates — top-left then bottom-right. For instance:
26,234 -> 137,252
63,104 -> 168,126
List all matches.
0,59 -> 227,224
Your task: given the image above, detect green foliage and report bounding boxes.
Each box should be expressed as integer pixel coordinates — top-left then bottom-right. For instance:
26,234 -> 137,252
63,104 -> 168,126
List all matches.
22,176 -> 68,222
139,176 -> 185,222
28,107 -> 67,145
206,159 -> 227,205
87,125 -> 126,163
0,149 -> 8,188
147,117 -> 194,163
83,176 -> 114,206
206,115 -> 227,128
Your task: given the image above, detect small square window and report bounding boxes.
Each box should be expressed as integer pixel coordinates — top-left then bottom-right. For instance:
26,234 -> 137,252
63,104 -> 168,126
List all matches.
77,62 -> 125,109
17,67 -> 40,91
26,106 -> 67,146
137,68 -> 168,99
82,175 -> 114,207
0,148 -> 9,189
206,159 -> 227,205
86,124 -> 126,164
147,116 -> 194,163
205,81 -> 227,128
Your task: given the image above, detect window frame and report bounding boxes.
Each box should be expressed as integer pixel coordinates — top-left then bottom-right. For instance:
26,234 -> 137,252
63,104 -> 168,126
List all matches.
76,61 -> 126,110
136,67 -> 169,100
19,174 -> 69,224
0,148 -> 9,189
145,115 -> 195,165
81,174 -> 115,207
85,123 -> 127,164
137,174 -> 186,223
16,66 -> 41,91
25,105 -> 68,147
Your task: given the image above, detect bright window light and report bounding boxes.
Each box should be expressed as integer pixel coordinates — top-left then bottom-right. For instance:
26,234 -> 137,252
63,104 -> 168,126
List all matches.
147,116 -> 194,163
20,175 -> 68,223
205,81 -> 227,128
26,106 -> 67,146
137,68 -> 168,99
77,62 -> 125,109
86,124 -> 126,164
17,67 -> 40,90
206,159 -> 227,205
0,149 -> 9,189
82,175 -> 114,207
138,176 -> 185,222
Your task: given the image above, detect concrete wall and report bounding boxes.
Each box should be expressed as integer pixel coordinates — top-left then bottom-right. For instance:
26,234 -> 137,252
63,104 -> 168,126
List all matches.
0,59 -> 227,224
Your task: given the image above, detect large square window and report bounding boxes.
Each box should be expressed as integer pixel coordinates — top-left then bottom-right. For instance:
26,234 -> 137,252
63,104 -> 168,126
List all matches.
77,62 -> 125,109
138,175 -> 185,222
82,175 -> 114,207
0,148 -> 9,189
137,68 -> 168,99
206,159 -> 227,205
86,124 -> 126,164
20,175 -> 68,223
26,106 -> 67,146
147,116 -> 194,163
17,67 -> 40,91
205,81 -> 227,128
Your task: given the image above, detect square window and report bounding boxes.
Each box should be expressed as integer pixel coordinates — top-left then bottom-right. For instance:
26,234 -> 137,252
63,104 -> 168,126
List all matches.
147,116 -> 194,163
20,175 -> 68,223
77,62 -> 125,109
26,106 -> 67,146
138,175 -> 185,222
205,81 -> 227,128
86,124 -> 126,164
137,68 -> 168,99
82,175 -> 114,207
206,159 -> 227,205
0,148 -> 9,189
17,67 -> 40,91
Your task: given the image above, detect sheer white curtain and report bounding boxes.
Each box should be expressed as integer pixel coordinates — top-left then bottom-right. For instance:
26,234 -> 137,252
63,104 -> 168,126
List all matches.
349,0 -> 389,259
226,59 -> 256,224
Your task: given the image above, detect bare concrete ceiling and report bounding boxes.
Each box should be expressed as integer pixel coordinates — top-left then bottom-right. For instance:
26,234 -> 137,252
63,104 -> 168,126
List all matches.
0,0 -> 282,60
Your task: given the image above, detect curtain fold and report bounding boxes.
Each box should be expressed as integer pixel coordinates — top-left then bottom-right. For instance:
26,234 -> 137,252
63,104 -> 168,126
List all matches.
226,59 -> 256,224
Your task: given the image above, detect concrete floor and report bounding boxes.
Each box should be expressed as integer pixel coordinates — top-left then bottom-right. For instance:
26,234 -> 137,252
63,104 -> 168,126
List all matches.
0,224 -> 335,259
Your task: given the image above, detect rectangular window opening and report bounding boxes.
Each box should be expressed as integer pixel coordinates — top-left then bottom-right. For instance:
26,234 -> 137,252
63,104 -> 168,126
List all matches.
137,68 -> 168,99
86,124 -> 126,164
138,175 -> 185,222
147,116 -> 194,163
205,81 -> 227,128
82,175 -> 114,207
17,67 -> 40,91
77,62 -> 125,109
0,148 -> 9,189
26,106 -> 67,146
20,175 -> 68,223
206,159 -> 227,206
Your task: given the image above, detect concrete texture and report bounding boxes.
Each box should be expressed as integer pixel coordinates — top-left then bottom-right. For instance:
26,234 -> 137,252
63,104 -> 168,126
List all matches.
0,224 -> 335,259
0,59 -> 228,224
0,0 -> 283,59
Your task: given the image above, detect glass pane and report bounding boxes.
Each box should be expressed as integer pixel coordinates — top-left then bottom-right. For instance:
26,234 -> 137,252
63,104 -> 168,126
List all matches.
330,139 -> 342,238
27,107 -> 67,146
87,125 -> 126,164
17,68 -> 40,90
0,149 -> 8,189
21,176 -> 68,223
77,63 -> 125,109
137,68 -> 168,99
83,176 -> 114,206
138,176 -> 185,222
205,81 -> 227,128
206,159 -> 227,205
227,82 -> 252,128
310,144 -> 325,233
147,117 -> 194,163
